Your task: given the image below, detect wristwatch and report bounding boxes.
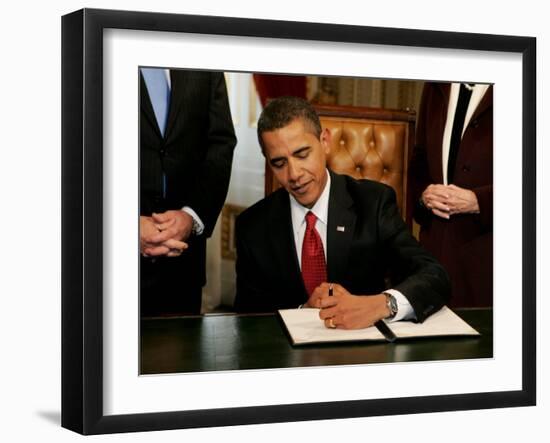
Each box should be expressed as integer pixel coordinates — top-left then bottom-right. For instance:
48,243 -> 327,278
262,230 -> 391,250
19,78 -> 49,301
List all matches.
190,216 -> 201,235
384,292 -> 398,320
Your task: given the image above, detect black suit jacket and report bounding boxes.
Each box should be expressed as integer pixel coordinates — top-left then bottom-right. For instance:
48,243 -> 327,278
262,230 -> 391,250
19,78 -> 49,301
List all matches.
140,70 -> 236,292
234,172 -> 450,322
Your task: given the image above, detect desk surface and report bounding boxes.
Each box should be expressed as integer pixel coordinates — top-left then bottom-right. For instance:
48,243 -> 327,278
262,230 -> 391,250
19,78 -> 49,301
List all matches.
140,308 -> 492,374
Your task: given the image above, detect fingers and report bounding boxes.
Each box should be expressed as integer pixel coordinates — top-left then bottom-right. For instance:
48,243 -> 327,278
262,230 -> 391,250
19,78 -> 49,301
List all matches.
444,193 -> 471,215
140,217 -> 161,242
423,184 -> 472,218
151,212 -> 172,223
424,184 -> 450,199
426,199 -> 450,213
432,208 -> 451,219
323,314 -> 345,329
150,227 -> 178,244
140,230 -> 159,244
423,198 -> 450,215
143,246 -> 185,257
155,218 -> 176,231
318,295 -> 338,309
308,283 -> 332,308
317,283 -> 345,309
143,239 -> 188,257
319,305 -> 338,320
163,238 -> 188,251
423,188 -> 449,206
143,245 -> 171,256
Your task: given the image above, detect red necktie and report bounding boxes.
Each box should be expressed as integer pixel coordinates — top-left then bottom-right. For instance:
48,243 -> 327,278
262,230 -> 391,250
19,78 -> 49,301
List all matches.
301,211 -> 327,296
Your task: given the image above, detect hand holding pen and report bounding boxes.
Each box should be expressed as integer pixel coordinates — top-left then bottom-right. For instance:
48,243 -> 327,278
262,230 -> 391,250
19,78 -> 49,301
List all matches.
313,283 -> 393,330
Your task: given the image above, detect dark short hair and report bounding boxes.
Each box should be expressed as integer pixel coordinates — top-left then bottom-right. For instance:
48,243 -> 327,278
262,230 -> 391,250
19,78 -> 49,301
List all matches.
257,96 -> 322,151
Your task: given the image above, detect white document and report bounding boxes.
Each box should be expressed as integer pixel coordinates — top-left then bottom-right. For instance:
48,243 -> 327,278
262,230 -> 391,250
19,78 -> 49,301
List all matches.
278,306 -> 480,345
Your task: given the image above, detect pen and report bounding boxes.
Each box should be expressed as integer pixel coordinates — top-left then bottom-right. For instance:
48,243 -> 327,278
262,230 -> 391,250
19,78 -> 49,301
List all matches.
327,284 -> 335,328
374,320 -> 397,342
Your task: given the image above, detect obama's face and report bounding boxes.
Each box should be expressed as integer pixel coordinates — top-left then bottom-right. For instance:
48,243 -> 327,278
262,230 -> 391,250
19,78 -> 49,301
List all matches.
261,118 -> 331,208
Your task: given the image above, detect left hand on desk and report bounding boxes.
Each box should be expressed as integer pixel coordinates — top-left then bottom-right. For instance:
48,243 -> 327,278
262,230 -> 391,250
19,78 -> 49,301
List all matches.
313,283 -> 389,329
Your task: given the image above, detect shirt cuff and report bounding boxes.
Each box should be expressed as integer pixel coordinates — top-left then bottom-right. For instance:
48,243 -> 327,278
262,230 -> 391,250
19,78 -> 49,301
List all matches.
384,289 -> 416,322
181,207 -> 205,236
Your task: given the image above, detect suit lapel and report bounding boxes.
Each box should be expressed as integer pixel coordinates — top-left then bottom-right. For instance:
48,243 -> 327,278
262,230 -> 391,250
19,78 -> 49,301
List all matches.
432,82 -> 451,184
326,172 -> 356,283
468,85 -> 493,124
140,71 -> 163,139
269,191 -> 307,298
164,70 -> 188,143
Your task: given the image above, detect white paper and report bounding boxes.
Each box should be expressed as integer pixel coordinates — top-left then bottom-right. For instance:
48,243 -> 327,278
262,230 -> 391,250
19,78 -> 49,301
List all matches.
279,308 -> 385,344
279,306 -> 480,345
390,306 -> 480,338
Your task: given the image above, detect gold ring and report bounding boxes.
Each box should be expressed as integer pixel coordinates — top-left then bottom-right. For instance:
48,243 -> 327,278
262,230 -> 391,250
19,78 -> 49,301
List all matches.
328,318 -> 336,329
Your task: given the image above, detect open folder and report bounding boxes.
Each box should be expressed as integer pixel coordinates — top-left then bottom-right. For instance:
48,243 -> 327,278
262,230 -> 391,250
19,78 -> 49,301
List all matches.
278,306 -> 480,345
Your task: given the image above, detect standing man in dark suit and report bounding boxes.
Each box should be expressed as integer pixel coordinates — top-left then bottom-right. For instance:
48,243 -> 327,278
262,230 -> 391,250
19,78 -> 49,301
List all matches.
140,68 -> 236,316
233,96 -> 449,329
408,82 -> 492,308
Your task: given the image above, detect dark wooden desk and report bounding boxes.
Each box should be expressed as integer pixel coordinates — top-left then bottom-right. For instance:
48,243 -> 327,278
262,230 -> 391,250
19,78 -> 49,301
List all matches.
140,308 -> 492,374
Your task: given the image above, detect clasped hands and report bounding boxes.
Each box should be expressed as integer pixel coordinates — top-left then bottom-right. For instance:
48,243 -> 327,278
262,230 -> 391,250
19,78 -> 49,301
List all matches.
140,210 -> 193,257
421,184 -> 479,219
304,283 -> 390,330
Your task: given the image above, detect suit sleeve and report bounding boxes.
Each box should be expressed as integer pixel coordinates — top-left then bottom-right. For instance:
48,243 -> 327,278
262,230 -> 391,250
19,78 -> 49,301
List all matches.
472,184 -> 493,231
187,73 -> 237,237
379,186 -> 450,322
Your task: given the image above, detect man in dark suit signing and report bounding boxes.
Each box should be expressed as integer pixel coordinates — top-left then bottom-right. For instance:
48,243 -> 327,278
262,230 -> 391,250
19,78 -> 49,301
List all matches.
140,68 -> 236,316
234,96 -> 449,329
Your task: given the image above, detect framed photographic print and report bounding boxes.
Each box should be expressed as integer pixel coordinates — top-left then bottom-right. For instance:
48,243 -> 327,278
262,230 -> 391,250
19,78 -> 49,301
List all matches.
62,8 -> 536,435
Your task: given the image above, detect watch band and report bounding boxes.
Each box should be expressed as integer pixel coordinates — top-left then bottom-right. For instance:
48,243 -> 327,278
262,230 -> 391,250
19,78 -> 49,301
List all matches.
191,217 -> 201,235
384,292 -> 398,320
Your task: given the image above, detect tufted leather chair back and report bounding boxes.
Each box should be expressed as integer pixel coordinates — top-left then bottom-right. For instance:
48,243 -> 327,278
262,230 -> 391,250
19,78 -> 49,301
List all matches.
265,104 -> 415,220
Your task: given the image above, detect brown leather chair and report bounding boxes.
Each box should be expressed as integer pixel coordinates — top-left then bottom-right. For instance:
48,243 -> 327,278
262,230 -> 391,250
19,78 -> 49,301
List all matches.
265,104 -> 416,220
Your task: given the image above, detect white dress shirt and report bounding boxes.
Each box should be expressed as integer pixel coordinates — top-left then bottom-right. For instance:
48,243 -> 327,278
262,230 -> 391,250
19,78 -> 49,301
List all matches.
289,170 -> 414,321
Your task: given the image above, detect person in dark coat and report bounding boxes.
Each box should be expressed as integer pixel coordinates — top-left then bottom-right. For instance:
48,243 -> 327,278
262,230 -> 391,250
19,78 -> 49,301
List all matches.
408,82 -> 493,307
140,69 -> 236,316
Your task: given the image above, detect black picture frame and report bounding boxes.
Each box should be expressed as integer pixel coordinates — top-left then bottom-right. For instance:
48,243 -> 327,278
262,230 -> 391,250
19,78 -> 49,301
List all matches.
61,8 -> 536,435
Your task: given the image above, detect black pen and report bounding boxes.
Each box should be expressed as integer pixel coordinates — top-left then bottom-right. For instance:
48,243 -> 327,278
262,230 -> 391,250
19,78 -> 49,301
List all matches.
374,320 -> 397,342
326,284 -> 335,328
